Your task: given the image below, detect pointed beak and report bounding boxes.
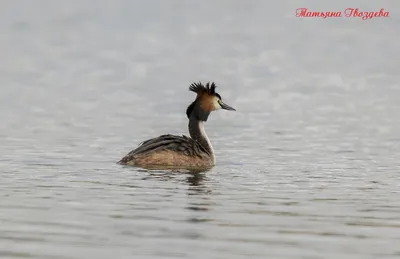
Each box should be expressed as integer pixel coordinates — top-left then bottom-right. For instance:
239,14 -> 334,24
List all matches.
219,101 -> 236,111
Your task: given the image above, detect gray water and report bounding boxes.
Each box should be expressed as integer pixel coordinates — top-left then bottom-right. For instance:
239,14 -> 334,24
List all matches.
1,1 -> 400,258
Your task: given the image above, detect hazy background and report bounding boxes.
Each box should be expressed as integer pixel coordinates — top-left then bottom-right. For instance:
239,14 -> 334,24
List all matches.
1,1 -> 399,259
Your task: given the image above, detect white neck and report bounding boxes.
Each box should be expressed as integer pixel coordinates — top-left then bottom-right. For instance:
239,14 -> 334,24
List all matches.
188,117 -> 216,164
198,121 -> 215,163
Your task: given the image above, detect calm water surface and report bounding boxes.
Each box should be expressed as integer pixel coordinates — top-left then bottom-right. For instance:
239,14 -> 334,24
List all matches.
1,1 -> 400,258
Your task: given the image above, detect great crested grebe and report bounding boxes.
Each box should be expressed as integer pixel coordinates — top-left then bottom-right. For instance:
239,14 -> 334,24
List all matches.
118,82 -> 236,170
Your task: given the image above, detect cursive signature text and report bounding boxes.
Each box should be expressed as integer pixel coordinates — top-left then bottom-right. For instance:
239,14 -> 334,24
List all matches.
296,8 -> 389,20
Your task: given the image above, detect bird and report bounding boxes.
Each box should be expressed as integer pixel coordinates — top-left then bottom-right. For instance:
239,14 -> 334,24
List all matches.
118,82 -> 236,171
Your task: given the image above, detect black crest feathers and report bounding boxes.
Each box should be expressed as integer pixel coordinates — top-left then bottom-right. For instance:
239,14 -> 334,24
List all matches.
189,82 -> 217,95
